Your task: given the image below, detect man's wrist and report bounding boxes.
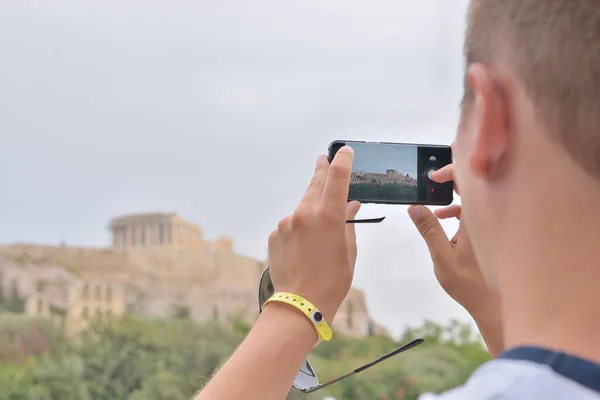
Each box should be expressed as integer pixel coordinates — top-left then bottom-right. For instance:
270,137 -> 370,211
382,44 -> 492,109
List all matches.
260,300 -> 320,347
464,294 -> 504,357
466,294 -> 501,322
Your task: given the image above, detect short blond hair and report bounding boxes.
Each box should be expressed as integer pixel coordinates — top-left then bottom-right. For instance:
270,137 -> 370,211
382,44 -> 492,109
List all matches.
464,0 -> 600,178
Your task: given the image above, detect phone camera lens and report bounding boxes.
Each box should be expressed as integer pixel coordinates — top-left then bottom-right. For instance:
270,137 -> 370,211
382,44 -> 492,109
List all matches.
429,156 -> 437,162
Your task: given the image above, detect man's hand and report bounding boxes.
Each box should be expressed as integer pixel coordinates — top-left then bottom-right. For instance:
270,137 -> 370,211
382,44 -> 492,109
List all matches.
408,163 -> 504,357
196,149 -> 360,400
268,148 -> 361,323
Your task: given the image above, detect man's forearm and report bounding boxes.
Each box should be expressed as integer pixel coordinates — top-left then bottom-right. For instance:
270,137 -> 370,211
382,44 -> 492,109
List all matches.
195,302 -> 317,400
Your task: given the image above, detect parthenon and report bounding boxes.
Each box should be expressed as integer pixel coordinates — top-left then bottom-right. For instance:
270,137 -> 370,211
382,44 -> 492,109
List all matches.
109,212 -> 207,249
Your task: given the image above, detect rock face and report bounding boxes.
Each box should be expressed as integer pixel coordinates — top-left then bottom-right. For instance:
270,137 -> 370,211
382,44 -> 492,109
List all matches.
0,213 -> 389,337
351,169 -> 417,186
0,261 -> 126,337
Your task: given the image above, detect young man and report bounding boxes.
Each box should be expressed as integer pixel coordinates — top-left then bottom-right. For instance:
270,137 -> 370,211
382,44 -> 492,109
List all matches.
197,1 -> 600,398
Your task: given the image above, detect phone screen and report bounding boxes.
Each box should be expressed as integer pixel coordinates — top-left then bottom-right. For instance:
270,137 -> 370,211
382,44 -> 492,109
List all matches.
328,141 -> 453,205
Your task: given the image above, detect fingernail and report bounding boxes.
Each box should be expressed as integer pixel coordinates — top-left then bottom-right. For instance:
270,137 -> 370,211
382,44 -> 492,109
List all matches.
316,155 -> 326,166
408,206 -> 423,220
338,146 -> 354,154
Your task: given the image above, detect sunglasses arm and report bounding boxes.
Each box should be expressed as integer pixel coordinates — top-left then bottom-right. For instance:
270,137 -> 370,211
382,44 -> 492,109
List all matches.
301,338 -> 425,394
346,216 -> 386,224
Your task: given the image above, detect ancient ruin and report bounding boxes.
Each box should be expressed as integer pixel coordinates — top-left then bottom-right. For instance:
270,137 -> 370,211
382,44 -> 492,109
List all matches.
0,212 -> 389,337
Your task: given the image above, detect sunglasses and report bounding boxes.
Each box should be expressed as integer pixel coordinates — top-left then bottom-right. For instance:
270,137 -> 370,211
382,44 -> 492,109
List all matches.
258,267 -> 424,394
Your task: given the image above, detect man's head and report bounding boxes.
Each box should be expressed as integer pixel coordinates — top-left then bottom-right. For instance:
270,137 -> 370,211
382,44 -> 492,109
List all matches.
454,0 -> 600,288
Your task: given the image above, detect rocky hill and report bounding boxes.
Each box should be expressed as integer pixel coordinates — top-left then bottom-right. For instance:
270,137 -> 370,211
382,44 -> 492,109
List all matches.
0,243 -> 389,337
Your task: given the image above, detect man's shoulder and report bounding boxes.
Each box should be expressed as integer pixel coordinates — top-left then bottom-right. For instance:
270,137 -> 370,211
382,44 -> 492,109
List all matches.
418,358 -> 600,400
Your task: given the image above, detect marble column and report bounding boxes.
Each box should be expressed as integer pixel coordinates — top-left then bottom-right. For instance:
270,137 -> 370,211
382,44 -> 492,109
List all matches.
155,223 -> 160,246
140,225 -> 146,247
122,226 -> 128,248
131,224 -> 137,247
116,228 -> 124,248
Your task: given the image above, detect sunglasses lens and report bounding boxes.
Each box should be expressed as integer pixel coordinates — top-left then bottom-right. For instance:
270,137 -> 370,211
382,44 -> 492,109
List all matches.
293,359 -> 319,391
258,267 -> 275,311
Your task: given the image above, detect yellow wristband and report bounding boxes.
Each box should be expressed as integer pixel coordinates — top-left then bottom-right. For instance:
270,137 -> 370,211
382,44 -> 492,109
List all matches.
263,292 -> 333,344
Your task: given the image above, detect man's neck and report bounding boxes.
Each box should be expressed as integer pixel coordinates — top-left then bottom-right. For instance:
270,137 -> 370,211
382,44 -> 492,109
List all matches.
498,201 -> 600,365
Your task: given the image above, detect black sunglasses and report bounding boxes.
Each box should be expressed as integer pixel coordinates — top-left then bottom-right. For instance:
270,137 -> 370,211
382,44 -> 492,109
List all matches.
258,267 -> 424,394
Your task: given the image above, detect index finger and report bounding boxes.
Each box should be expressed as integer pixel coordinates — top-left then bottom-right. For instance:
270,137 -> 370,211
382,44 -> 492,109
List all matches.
321,146 -> 354,213
431,164 -> 454,183
298,154 -> 330,207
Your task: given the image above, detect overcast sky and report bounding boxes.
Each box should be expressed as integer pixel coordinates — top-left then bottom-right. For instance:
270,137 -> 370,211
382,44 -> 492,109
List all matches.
351,142 -> 418,177
0,0 -> 473,337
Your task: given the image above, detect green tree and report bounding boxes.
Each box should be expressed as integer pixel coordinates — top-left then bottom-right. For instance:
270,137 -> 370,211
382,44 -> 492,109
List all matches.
228,313 -> 251,336
34,354 -> 94,400
337,363 -> 421,400
0,315 -> 490,399
0,361 -> 49,400
173,305 -> 190,319
367,322 -> 374,336
7,280 -> 25,313
128,371 -> 190,400
0,269 -> 4,307
347,301 -> 354,329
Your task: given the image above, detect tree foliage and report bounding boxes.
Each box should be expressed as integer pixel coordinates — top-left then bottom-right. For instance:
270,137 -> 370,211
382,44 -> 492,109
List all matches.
0,317 -> 490,400
349,182 -> 417,202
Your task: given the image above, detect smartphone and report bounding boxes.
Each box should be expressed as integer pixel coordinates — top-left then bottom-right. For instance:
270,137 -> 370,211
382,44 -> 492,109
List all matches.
328,140 -> 453,205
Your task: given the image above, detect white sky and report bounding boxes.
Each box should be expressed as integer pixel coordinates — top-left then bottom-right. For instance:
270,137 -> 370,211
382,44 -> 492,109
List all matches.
0,0 -> 473,337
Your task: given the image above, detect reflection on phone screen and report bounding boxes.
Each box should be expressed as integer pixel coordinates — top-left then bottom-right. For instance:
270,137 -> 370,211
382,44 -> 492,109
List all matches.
349,142 -> 419,202
330,141 -> 453,205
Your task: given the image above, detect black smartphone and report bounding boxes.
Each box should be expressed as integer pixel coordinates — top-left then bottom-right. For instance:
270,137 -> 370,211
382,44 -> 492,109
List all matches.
328,140 -> 453,206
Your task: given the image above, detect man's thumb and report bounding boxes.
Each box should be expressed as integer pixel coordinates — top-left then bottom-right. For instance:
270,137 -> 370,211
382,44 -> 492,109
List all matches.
408,205 -> 450,262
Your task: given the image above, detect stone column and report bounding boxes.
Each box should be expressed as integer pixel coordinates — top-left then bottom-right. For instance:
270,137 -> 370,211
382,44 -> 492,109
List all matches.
174,223 -> 178,246
153,223 -> 159,246
142,224 -> 146,246
131,224 -> 137,247
145,223 -> 151,247
146,223 -> 152,246
139,225 -> 145,247
116,228 -> 124,248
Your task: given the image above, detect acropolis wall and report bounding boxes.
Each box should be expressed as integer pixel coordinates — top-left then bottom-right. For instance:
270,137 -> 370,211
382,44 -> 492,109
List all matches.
0,212 -> 388,337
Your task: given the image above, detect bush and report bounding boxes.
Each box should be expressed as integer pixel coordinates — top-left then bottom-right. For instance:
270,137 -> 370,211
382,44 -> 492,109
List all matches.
0,317 -> 489,400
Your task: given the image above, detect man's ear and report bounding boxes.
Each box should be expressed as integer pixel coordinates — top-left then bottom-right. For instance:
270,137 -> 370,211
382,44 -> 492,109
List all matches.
465,63 -> 509,180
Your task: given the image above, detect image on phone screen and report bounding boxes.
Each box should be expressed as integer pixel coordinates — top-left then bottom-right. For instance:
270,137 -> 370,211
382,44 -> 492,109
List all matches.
328,141 -> 453,206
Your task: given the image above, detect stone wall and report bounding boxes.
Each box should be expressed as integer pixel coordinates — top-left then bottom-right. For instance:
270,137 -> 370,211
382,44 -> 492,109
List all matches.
0,261 -> 126,337
0,243 -> 385,337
